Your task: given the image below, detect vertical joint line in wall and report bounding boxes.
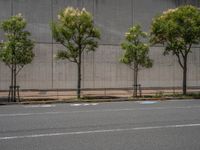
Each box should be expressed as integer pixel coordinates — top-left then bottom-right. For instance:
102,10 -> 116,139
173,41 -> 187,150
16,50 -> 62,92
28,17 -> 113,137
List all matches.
78,0 -> 83,9
93,52 -> 95,88
81,0 -> 84,89
196,49 -> 199,87
93,0 -> 95,14
51,0 -> 54,89
11,0 -> 13,15
176,0 -> 180,7
173,56 -> 175,92
175,0 -> 178,7
93,0 -> 96,36
103,49 -> 105,89
131,0 -> 134,25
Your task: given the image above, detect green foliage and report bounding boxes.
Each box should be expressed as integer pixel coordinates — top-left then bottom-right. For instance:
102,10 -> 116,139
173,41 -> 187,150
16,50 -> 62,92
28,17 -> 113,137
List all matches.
120,25 -> 153,70
120,25 -> 153,97
150,5 -> 200,95
155,91 -> 164,98
0,14 -> 35,102
186,92 -> 200,99
0,14 -> 34,70
51,7 -> 100,99
51,7 -> 100,63
150,5 -> 200,61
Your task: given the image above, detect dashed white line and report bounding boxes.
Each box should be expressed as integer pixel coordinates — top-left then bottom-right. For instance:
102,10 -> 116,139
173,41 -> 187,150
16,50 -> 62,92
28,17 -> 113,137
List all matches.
0,123 -> 200,141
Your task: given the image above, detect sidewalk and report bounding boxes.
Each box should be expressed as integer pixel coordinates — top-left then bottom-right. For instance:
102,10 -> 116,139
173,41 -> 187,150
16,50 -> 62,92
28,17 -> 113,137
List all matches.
1,88 -> 200,101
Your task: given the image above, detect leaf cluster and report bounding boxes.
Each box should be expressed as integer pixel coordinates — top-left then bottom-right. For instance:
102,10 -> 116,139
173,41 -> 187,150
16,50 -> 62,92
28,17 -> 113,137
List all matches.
0,14 -> 34,70
120,25 -> 153,70
51,7 -> 100,63
150,5 -> 200,56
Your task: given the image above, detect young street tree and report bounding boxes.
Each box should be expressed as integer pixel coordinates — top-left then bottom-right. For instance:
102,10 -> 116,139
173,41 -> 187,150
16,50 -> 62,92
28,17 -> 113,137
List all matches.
0,14 -> 35,102
150,5 -> 200,95
120,25 -> 153,97
51,7 -> 100,99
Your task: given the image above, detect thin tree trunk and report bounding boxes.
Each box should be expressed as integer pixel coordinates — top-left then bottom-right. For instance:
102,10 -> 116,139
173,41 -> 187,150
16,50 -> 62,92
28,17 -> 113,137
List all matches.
13,63 -> 17,102
133,63 -> 138,97
183,56 -> 187,95
11,48 -> 15,102
10,64 -> 14,102
77,50 -> 81,99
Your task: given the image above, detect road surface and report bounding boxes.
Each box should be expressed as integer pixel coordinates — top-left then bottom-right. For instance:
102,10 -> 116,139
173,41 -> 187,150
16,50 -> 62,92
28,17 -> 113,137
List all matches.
0,100 -> 200,150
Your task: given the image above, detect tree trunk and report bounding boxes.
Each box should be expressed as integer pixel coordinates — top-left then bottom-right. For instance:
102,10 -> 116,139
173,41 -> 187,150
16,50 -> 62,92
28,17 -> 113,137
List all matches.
133,63 -> 138,97
77,50 -> 81,99
10,64 -> 14,102
183,56 -> 187,95
13,63 -> 17,102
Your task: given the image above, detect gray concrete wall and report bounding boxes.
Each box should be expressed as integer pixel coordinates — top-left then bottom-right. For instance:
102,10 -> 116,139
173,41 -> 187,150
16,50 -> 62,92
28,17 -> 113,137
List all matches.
0,0 -> 200,90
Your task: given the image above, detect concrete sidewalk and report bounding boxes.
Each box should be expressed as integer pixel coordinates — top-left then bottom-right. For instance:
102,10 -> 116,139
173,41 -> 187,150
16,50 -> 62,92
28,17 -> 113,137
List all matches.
0,88 -> 200,101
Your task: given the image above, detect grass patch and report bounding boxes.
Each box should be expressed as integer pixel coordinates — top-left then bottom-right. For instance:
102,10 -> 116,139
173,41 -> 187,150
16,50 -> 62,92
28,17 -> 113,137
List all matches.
185,92 -> 200,99
81,96 -> 121,100
131,92 -> 200,100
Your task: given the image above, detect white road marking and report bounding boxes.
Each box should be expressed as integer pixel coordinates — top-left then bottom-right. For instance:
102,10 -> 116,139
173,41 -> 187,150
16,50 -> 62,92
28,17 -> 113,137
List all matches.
70,104 -> 82,106
83,103 -> 90,106
0,105 -> 200,117
0,123 -> 200,141
23,105 -> 56,108
137,101 -> 158,104
91,103 -> 98,106
70,103 -> 98,107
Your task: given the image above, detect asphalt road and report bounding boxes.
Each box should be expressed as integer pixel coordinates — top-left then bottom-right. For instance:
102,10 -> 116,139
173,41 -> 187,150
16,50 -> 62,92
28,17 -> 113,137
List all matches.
0,100 -> 200,150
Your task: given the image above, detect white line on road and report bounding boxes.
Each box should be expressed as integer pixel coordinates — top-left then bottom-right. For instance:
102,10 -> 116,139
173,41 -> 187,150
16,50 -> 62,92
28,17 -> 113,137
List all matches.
0,105 -> 200,117
137,101 -> 158,104
70,103 -> 99,107
23,105 -> 56,108
1,123 -> 200,141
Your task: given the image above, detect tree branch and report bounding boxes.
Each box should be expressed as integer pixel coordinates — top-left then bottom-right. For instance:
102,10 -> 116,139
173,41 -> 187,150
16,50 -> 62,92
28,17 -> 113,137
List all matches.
186,43 -> 192,55
61,42 -> 68,49
81,45 -> 86,53
16,65 -> 24,75
128,63 -> 140,71
180,50 -> 185,58
128,64 -> 134,70
65,57 -> 77,63
175,53 -> 184,69
7,64 -> 12,69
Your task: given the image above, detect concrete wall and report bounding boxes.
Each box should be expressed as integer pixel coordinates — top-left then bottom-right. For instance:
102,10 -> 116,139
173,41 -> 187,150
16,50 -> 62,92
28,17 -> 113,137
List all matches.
0,0 -> 200,90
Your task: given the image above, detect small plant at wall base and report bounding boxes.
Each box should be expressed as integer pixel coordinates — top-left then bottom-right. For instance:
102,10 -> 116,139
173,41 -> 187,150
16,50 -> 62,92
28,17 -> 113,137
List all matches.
120,25 -> 153,97
0,14 -> 35,102
150,5 -> 200,95
51,7 -> 100,99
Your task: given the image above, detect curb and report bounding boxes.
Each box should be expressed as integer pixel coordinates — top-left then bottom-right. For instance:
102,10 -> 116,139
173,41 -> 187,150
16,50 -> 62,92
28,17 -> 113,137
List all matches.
20,98 -> 131,105
1,97 -> 199,105
9,97 -> 187,105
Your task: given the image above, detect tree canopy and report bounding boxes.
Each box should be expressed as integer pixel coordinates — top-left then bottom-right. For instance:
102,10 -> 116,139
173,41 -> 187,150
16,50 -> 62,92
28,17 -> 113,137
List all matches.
150,5 -> 200,95
121,25 -> 153,97
0,14 -> 34,71
0,14 -> 34,102
52,7 -> 100,62
51,7 -> 100,99
151,5 -> 200,58
121,25 -> 153,70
